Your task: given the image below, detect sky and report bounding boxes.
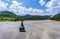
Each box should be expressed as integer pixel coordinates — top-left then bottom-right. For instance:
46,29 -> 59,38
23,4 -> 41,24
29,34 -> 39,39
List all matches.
0,0 -> 60,15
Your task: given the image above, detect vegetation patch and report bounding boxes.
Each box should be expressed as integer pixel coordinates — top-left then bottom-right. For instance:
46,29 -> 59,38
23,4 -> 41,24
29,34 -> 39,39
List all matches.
51,13 -> 60,21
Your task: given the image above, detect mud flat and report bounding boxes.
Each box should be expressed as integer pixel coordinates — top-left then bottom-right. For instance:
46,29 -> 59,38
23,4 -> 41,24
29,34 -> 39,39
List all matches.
0,20 -> 60,39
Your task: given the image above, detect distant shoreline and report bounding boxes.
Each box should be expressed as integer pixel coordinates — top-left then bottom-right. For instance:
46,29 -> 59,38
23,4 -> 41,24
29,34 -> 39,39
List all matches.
0,20 -> 60,22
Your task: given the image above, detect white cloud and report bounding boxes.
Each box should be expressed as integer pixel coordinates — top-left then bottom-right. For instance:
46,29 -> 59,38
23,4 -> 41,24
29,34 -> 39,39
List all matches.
9,1 -> 23,9
9,0 -> 60,15
12,1 -> 22,6
0,0 -> 45,15
9,6 -> 43,15
6,0 -> 10,2
39,0 -> 45,5
45,0 -> 60,15
58,2 -> 60,6
8,0 -> 44,15
0,0 -> 60,16
0,0 -> 8,11
6,0 -> 16,2
0,0 -> 52,15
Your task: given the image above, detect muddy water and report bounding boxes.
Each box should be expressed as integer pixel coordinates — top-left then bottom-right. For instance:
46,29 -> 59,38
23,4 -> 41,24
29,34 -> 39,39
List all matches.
0,20 -> 60,39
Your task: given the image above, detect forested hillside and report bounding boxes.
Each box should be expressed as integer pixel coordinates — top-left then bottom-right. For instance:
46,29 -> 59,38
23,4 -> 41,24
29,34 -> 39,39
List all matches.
0,11 -> 51,21
0,11 -> 21,21
51,13 -> 60,21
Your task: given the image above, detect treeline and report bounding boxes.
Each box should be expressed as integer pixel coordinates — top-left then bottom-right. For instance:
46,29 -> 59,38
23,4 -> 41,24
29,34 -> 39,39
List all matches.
21,14 -> 50,20
0,11 -> 51,21
51,13 -> 60,21
0,11 -> 60,21
0,11 -> 22,21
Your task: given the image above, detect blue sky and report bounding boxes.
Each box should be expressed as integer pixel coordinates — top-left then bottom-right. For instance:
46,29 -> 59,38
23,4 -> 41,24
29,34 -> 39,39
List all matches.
17,0 -> 48,10
0,0 -> 60,15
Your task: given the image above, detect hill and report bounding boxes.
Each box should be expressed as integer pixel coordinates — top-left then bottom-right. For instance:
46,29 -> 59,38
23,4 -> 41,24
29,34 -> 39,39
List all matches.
0,11 -> 21,21
51,13 -> 60,21
0,11 -> 17,17
0,11 -> 51,21
21,14 -> 51,20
